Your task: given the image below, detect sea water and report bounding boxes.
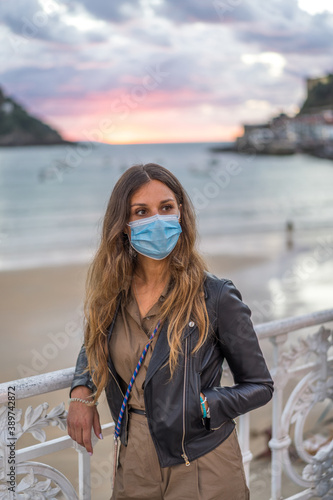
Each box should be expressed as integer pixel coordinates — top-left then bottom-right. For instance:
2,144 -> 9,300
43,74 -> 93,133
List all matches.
0,141 -> 333,271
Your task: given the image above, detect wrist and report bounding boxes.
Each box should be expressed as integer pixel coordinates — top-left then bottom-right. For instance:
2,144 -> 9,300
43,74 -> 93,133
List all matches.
70,386 -> 93,399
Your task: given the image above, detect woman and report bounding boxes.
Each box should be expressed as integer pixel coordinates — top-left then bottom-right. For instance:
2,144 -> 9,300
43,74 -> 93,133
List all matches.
67,163 -> 274,499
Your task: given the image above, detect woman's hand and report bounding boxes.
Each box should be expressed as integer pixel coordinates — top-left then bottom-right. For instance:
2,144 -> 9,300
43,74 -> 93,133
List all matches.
67,386 -> 102,455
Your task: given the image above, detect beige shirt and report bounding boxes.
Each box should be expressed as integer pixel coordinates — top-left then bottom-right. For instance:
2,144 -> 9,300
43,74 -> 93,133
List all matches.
109,283 -> 168,410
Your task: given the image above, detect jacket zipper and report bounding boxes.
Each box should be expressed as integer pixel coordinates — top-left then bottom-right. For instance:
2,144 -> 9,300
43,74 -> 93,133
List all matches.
108,366 -> 124,398
181,337 -> 190,466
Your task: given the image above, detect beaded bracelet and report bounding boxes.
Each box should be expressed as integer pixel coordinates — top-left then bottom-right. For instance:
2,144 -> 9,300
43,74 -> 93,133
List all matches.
68,397 -> 99,407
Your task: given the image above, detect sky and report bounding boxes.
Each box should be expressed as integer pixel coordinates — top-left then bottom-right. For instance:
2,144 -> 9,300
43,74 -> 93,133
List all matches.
1,0 -> 333,144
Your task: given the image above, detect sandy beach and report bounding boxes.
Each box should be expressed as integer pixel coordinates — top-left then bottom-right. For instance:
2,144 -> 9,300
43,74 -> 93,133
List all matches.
1,232 -> 332,499
0,251 -> 277,383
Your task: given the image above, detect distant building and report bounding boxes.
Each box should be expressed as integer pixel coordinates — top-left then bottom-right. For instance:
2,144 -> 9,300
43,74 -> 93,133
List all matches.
235,73 -> 333,158
236,114 -> 297,155
294,110 -> 333,150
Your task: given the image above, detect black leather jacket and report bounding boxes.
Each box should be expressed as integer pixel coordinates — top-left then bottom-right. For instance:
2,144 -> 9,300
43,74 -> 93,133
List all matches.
70,273 -> 274,467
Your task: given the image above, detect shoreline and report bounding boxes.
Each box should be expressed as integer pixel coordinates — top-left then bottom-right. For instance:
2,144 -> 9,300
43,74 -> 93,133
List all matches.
0,253 -> 267,380
1,239 -> 332,383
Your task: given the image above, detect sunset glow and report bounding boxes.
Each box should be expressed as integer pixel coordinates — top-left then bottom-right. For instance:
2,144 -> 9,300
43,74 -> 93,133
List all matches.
1,1 -> 332,144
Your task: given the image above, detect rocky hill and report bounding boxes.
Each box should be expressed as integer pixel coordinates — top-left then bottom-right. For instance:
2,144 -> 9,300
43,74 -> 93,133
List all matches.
0,87 -> 71,146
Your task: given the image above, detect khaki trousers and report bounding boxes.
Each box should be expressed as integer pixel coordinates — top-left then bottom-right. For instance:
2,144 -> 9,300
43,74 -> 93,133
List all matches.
111,412 -> 250,500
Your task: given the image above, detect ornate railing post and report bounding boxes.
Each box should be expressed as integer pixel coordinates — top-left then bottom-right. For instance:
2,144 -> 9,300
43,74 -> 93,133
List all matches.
78,450 -> 91,500
269,333 -> 290,500
238,413 -> 252,484
72,430 -> 100,500
268,323 -> 333,500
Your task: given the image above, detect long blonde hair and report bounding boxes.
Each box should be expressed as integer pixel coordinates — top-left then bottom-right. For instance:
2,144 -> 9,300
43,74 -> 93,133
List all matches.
84,163 -> 209,400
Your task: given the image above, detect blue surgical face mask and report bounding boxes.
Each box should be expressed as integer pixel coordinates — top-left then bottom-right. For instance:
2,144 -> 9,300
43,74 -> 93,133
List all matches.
127,213 -> 182,260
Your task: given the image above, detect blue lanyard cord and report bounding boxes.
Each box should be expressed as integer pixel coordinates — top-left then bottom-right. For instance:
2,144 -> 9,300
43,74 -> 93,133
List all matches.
114,320 -> 161,439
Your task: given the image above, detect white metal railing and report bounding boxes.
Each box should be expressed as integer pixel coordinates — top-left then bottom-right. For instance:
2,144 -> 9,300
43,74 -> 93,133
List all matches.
0,308 -> 332,500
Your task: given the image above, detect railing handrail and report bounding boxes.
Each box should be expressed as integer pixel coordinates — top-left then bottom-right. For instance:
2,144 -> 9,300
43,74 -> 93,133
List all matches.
0,367 -> 75,403
255,307 -> 333,339
1,307 -> 332,404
